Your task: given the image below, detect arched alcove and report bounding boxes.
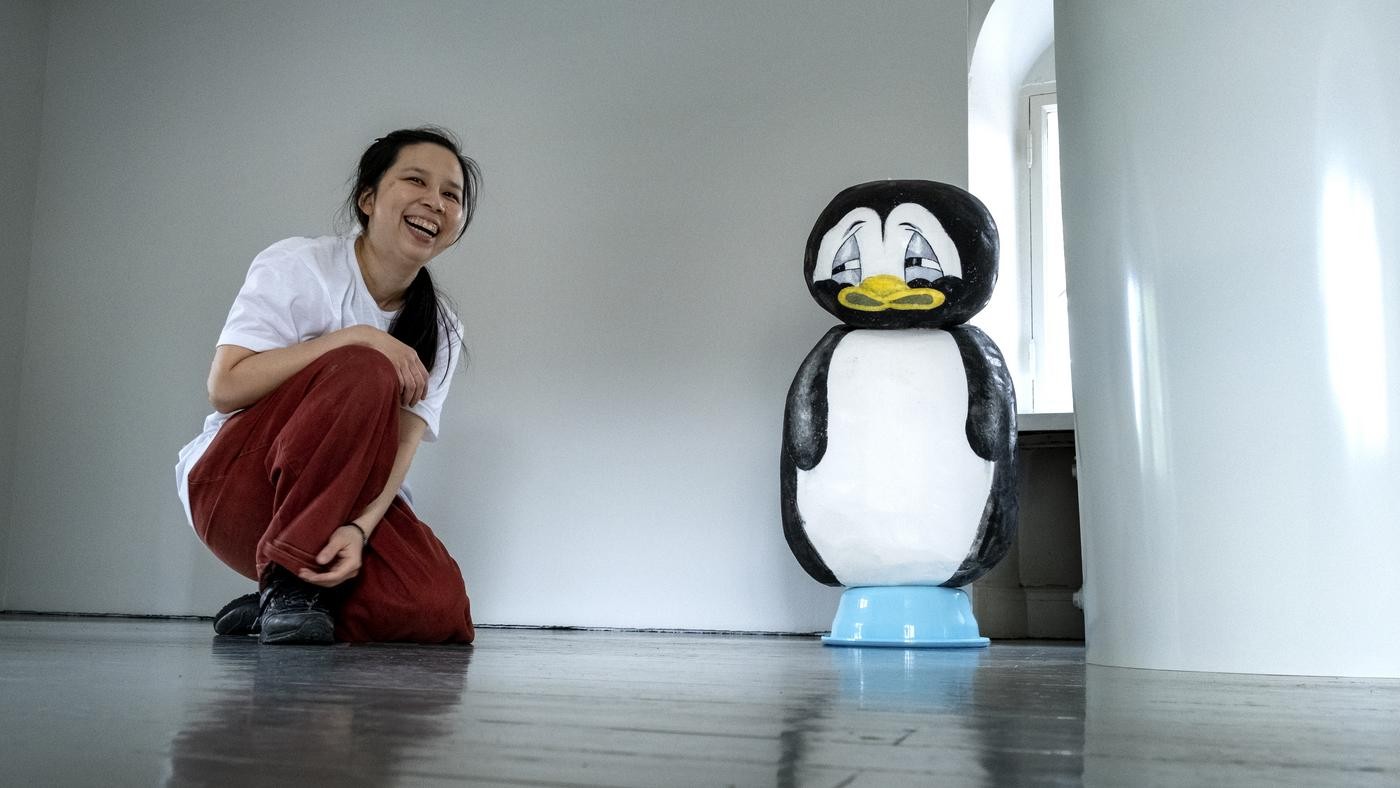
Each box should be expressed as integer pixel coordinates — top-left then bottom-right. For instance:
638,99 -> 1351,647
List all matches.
968,0 -> 1055,411
967,0 -> 1082,642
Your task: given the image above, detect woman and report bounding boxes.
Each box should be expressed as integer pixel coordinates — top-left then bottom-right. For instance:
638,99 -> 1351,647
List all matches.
175,127 -> 480,645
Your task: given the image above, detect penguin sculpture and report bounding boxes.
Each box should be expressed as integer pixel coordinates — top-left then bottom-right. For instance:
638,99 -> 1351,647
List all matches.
781,180 -> 1017,647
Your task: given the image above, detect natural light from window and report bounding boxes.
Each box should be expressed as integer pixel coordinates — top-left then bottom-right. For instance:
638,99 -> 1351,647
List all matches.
1029,95 -> 1072,413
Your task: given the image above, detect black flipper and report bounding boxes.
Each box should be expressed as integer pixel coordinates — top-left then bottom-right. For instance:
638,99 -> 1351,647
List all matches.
779,326 -> 854,586
947,325 -> 1016,462
944,325 -> 1018,587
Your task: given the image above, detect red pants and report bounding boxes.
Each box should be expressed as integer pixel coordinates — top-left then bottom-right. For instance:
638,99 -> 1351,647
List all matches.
187,345 -> 474,643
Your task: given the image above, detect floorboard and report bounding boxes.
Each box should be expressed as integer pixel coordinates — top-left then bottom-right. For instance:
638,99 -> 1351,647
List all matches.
1,615 -> 1396,786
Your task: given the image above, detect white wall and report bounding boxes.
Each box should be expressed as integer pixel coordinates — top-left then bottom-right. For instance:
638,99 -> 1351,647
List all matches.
4,0 -> 971,631
0,0 -> 49,609
1025,43 -> 1057,87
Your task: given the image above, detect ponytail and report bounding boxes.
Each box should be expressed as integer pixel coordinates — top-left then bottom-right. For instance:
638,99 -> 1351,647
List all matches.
389,267 -> 460,382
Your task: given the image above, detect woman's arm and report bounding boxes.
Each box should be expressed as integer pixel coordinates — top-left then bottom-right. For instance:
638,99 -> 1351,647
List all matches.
353,409 -> 427,536
297,410 -> 428,588
207,325 -> 429,413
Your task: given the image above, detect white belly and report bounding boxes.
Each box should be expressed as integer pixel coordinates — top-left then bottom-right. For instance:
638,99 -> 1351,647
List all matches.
796,329 -> 994,585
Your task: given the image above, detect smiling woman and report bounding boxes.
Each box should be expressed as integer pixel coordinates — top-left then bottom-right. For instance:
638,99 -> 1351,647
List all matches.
173,127 -> 483,645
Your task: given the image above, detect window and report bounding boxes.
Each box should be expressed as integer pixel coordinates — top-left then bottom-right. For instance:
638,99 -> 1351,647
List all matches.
1026,90 -> 1072,413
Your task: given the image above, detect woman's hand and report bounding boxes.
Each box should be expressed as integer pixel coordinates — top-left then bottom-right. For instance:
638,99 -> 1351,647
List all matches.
346,325 -> 429,407
298,525 -> 366,588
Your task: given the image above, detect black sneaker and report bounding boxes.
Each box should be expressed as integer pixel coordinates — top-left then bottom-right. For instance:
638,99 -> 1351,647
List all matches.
212,592 -> 260,636
258,565 -> 335,645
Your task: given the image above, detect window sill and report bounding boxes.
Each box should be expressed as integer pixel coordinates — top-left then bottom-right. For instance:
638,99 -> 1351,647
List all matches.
1017,411 -> 1074,433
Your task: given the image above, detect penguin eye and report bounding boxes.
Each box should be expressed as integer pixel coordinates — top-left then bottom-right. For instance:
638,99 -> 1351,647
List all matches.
904,230 -> 944,283
831,234 -> 862,286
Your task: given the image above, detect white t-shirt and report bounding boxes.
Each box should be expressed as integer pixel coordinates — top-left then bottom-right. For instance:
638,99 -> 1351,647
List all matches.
174,234 -> 463,528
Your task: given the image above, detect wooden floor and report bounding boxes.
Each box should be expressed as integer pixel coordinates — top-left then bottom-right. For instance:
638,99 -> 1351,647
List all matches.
0,616 -> 1396,786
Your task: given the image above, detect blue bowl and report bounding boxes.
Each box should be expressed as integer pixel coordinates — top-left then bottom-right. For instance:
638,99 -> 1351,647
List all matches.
822,586 -> 990,648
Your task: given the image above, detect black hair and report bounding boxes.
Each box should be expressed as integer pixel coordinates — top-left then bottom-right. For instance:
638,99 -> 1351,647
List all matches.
344,126 -> 482,377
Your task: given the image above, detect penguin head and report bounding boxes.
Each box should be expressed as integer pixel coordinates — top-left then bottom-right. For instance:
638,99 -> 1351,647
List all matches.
804,180 -> 999,329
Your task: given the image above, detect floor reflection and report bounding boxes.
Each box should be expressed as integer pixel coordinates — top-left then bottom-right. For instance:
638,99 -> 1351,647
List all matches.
165,638 -> 472,785
971,646 -> 1086,785
776,645 -> 1084,785
9,617 -> 1397,785
1083,663 -> 1400,786
830,645 -> 985,710
775,690 -> 830,788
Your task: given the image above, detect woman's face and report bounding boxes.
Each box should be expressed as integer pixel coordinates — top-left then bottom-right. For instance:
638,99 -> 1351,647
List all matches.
357,143 -> 466,267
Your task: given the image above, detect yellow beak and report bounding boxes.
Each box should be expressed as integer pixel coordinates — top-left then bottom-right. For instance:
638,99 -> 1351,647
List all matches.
837,274 -> 946,312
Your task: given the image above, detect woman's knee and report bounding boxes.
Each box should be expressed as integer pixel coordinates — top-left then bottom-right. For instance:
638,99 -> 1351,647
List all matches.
315,345 -> 398,402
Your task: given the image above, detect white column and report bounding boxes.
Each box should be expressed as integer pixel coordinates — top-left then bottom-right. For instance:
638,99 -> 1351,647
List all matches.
1056,0 -> 1400,677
